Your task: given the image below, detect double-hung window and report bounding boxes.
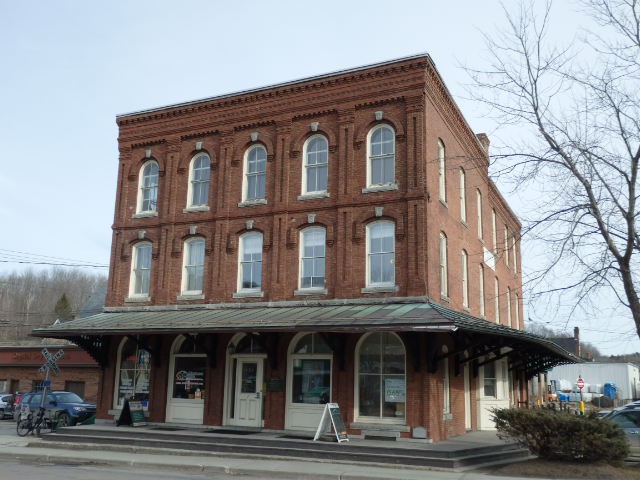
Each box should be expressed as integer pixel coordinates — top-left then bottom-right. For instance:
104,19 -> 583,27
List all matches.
130,242 -> 152,297
366,221 -> 395,287
299,227 -> 326,290
188,154 -> 210,208
244,146 -> 267,202
137,161 -> 159,214
238,233 -> 263,292
367,125 -> 395,187
438,140 -> 446,203
459,168 -> 467,223
461,250 -> 469,308
303,136 -> 328,195
182,238 -> 205,295
440,232 -> 448,298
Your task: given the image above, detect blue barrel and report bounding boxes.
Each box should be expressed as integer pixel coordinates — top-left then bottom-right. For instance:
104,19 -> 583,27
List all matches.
604,382 -> 617,399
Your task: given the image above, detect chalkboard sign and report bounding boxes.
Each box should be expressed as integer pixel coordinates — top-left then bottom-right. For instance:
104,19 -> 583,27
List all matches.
313,402 -> 349,443
117,399 -> 147,427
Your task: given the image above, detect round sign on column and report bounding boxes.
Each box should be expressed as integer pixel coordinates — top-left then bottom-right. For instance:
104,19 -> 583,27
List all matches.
577,377 -> 584,390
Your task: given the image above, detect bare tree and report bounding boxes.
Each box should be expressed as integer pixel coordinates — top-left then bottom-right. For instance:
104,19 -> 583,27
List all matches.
468,1 -> 640,340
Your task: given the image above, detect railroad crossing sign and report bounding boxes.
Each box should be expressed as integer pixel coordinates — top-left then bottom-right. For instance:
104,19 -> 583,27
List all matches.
38,348 -> 64,376
577,376 -> 585,390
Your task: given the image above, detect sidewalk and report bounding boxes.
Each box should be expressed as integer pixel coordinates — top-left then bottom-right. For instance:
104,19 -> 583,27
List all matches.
0,433 -> 555,480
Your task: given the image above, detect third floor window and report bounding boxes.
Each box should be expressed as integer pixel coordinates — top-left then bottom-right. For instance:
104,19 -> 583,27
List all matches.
367,125 -> 395,187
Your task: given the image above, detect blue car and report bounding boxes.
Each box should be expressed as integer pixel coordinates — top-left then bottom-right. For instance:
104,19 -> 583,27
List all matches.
14,391 -> 96,426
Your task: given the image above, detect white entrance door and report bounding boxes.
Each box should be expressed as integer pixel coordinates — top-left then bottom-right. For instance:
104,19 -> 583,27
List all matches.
233,358 -> 263,427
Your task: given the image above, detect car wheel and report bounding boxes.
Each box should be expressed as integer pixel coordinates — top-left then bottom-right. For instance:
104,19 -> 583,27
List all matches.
56,412 -> 71,428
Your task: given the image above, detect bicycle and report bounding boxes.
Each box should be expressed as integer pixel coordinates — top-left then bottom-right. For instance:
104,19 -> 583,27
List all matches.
16,406 -> 53,436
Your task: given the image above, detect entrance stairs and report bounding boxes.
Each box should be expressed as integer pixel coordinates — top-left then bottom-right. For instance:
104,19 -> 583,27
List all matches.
38,424 -> 530,471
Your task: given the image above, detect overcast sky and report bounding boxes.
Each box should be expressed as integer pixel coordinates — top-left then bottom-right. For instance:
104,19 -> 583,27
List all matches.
1,1 -> 636,356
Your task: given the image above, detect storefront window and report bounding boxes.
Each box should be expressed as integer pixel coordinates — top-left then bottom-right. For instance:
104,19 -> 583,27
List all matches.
116,338 -> 151,408
358,333 -> 405,419
172,356 -> 206,399
290,333 -> 332,405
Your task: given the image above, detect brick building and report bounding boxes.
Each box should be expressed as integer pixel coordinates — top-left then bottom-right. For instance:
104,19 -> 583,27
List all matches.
34,54 -> 577,441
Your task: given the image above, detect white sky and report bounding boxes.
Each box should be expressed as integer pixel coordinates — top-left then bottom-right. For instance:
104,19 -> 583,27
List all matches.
1,0 -> 637,355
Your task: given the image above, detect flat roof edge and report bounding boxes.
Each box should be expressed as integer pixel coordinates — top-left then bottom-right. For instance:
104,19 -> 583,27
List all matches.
116,53 -> 431,119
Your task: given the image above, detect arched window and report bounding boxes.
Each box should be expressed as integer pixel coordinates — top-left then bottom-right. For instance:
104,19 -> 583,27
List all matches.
476,190 -> 484,240
303,135 -> 328,194
438,139 -> 446,203
182,238 -> 205,295
459,168 -> 467,223
170,335 -> 206,400
367,125 -> 395,187
492,209 -> 498,255
137,161 -> 159,214
299,227 -> 326,290
290,333 -> 332,405
494,277 -> 500,324
243,145 -> 267,201
366,221 -> 395,287
439,232 -> 448,298
479,264 -> 485,317
461,250 -> 469,308
357,333 -> 405,420
114,338 -> 151,408
188,153 -> 210,208
238,232 -> 263,292
130,242 -> 152,297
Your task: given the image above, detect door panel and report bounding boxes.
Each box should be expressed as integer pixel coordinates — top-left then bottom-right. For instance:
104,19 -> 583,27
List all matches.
233,359 -> 263,427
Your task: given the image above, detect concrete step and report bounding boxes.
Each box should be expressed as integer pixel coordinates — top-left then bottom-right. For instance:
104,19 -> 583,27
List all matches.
38,426 -> 529,470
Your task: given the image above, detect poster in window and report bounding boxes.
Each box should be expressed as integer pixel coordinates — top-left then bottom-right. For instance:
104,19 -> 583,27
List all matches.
384,378 -> 405,402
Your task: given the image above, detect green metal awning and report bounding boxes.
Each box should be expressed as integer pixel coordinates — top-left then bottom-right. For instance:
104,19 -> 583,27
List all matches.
31,300 -> 580,374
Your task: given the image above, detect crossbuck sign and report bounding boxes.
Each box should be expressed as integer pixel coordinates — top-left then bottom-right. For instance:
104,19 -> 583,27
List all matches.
39,348 -> 64,376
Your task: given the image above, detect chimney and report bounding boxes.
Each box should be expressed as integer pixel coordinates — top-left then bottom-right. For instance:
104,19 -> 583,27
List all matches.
574,327 -> 581,357
476,133 -> 490,155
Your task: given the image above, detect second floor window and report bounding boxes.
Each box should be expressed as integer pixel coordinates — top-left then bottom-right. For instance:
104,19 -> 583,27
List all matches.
244,145 -> 267,201
183,238 -> 205,294
131,242 -> 152,296
300,227 -> 326,289
239,233 -> 263,291
461,250 -> 469,308
303,136 -> 328,194
479,264 -> 485,317
189,154 -> 210,207
477,190 -> 484,240
368,125 -> 395,187
459,168 -> 467,223
438,140 -> 446,203
440,232 -> 448,298
138,161 -> 159,214
367,221 -> 395,286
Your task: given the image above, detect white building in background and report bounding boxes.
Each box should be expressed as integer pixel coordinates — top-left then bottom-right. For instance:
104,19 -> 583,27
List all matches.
546,363 -> 640,402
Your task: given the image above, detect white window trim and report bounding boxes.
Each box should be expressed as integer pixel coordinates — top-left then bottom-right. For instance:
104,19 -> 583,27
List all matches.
515,294 -> 521,329
302,135 -> 329,196
181,238 -> 205,296
127,242 -> 152,301
504,226 -> 510,267
506,287 -> 512,328
366,124 -> 396,189
479,264 -> 485,318
492,209 -> 498,255
442,346 -> 451,417
494,278 -> 500,324
476,190 -> 483,240
459,168 -> 467,223
438,139 -> 447,204
242,145 -> 267,203
440,232 -> 448,299
365,221 -> 396,288
461,250 -> 469,309
236,232 -> 263,295
186,153 -> 211,209
136,161 -> 159,215
298,227 -> 327,292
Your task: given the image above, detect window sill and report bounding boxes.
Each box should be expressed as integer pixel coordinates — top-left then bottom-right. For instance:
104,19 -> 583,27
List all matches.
439,199 -> 448,208
462,305 -> 470,313
233,291 -> 264,299
183,206 -> 210,213
297,192 -> 330,201
294,288 -> 328,296
361,285 -> 399,294
125,295 -> 150,303
238,199 -> 267,208
461,220 -> 468,228
440,294 -> 450,303
177,294 -> 205,300
132,212 -> 158,219
362,183 -> 398,194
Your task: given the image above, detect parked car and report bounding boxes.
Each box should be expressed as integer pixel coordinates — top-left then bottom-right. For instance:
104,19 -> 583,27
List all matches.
0,393 -> 14,419
14,391 -> 96,426
603,406 -> 640,458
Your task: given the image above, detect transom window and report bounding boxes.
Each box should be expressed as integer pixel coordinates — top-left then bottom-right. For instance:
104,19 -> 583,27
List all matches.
357,333 -> 406,420
303,135 -> 328,194
130,242 -> 152,297
138,161 -> 159,213
367,125 -> 395,187
366,221 -> 395,286
188,154 -> 210,207
244,145 -> 267,201
238,232 -> 263,291
300,227 -> 326,289
182,238 -> 205,294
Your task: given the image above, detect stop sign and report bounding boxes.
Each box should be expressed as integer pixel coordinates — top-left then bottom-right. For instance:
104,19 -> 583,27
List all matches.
577,377 -> 585,390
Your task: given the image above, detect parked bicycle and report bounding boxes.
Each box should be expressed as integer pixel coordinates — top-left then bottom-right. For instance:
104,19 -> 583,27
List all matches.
16,405 -> 53,436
